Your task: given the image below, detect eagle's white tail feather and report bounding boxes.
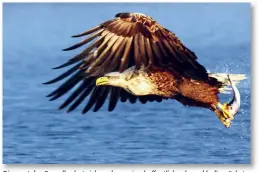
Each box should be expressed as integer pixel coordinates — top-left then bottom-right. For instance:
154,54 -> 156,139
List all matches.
209,73 -> 247,94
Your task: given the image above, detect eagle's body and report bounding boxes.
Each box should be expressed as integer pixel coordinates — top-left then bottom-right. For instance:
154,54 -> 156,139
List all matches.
99,65 -> 219,107
45,12 -> 246,128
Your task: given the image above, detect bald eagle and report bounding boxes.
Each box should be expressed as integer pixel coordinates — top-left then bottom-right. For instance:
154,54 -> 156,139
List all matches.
44,12 -> 246,128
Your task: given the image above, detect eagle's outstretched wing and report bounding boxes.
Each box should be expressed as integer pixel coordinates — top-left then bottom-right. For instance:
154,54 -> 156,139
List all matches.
44,12 -> 209,113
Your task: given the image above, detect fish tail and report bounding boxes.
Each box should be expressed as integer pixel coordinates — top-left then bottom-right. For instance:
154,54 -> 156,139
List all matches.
208,73 -> 247,94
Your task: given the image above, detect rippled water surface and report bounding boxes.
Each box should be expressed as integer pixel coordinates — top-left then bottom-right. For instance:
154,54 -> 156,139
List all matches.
3,3 -> 251,164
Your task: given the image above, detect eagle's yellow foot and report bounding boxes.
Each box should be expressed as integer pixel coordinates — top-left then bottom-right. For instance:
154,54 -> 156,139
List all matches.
216,103 -> 234,120
214,109 -> 231,128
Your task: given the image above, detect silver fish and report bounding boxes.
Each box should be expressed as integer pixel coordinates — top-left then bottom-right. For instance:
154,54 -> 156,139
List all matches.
227,74 -> 241,117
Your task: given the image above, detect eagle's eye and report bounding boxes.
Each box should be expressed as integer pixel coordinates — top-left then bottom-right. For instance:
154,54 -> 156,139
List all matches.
106,75 -> 119,79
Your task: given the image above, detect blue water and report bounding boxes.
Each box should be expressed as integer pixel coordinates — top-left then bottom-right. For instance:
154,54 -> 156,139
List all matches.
3,3 -> 251,164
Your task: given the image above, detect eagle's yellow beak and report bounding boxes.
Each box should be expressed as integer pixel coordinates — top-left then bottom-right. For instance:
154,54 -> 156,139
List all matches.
96,77 -> 109,86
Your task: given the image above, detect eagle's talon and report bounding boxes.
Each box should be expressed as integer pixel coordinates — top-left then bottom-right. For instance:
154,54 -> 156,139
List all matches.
223,103 -> 235,120
226,118 -> 231,123
214,107 -> 232,128
217,103 -> 234,120
219,117 -> 231,128
220,117 -> 231,128
224,122 -> 231,128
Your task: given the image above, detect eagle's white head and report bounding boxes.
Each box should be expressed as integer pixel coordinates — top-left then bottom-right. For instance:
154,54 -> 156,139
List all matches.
96,66 -> 157,96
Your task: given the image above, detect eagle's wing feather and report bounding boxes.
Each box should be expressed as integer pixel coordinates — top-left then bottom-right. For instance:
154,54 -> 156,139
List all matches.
45,12 -> 208,113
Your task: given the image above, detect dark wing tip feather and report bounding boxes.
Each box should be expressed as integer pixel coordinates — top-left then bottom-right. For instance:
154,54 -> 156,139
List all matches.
44,62 -> 82,85
108,109 -> 113,112
70,25 -> 102,38
108,87 -> 121,111
45,93 -> 52,97
62,44 -> 81,51
49,95 -> 59,101
64,29 -> 104,52
62,48 -> 71,51
71,35 -> 81,38
115,12 -> 132,18
52,61 -> 75,69
46,91 -> 56,97
82,88 -> 100,114
93,87 -> 110,112
42,81 -> 52,85
58,80 -> 89,110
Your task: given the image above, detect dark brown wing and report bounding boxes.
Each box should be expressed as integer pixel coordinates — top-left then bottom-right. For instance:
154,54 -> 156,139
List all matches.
44,12 -> 208,113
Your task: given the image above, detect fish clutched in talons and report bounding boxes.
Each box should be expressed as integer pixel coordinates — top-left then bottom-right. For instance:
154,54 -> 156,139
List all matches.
213,103 -> 233,128
212,74 -> 241,128
214,108 -> 231,128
